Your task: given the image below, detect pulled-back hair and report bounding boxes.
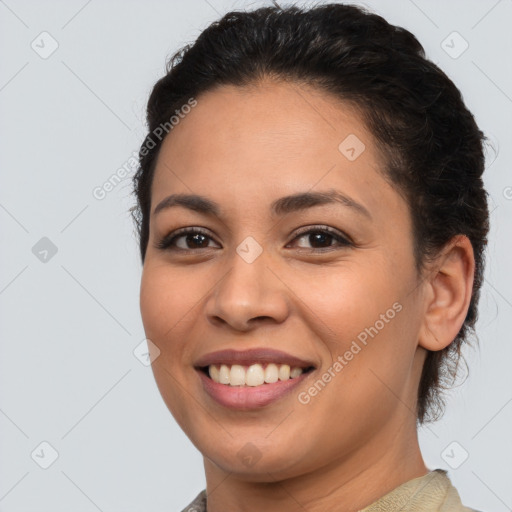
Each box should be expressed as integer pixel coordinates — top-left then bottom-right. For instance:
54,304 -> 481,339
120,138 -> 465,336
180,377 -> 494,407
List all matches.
131,3 -> 490,424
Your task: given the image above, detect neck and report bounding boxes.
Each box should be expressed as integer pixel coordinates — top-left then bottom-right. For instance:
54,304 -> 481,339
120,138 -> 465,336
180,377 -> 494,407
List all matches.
203,416 -> 428,512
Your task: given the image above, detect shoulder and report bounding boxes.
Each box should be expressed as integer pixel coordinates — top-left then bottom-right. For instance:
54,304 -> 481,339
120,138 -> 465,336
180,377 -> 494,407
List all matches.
179,489 -> 207,512
433,469 -> 483,512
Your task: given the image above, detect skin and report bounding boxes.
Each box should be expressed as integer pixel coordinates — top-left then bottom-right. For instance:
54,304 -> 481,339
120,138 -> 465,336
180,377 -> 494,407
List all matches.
139,79 -> 475,512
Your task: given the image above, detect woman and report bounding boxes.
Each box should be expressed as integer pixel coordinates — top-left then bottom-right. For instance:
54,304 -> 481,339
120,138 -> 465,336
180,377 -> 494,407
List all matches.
131,3 -> 489,511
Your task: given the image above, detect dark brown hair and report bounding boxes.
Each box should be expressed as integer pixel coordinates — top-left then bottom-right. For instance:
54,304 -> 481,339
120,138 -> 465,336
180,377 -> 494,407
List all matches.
131,3 -> 490,424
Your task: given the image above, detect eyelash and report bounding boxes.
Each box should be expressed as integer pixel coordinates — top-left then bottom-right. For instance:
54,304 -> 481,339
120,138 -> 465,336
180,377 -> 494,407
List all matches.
155,225 -> 353,253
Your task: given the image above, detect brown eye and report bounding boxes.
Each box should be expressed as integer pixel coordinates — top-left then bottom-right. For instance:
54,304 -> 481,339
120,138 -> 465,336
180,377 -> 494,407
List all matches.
288,226 -> 352,251
178,233 -> 211,249
156,228 -> 219,251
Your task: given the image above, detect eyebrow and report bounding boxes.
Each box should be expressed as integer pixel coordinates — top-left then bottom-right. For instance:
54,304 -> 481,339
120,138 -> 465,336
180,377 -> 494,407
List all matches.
153,189 -> 372,220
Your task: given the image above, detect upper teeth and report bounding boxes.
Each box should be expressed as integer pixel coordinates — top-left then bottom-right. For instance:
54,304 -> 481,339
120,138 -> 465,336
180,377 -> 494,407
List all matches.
209,363 -> 304,386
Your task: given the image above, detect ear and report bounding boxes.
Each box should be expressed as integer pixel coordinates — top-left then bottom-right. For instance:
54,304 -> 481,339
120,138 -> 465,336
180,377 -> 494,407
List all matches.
418,235 -> 475,352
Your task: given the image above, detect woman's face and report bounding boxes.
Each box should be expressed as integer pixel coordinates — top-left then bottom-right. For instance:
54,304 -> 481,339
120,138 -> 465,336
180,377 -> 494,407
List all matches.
140,81 -> 428,480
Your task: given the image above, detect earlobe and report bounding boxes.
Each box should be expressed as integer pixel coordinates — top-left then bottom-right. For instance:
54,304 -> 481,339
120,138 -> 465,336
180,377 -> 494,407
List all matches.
418,235 -> 475,352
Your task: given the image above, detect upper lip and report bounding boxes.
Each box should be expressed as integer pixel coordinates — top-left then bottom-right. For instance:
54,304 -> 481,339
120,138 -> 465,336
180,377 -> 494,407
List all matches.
194,348 -> 316,369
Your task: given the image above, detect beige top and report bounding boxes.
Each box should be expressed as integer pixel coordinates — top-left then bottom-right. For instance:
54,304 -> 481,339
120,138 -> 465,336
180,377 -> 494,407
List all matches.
180,469 -> 481,512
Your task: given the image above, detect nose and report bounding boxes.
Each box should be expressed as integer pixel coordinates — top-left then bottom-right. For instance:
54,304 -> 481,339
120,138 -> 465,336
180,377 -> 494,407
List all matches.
204,249 -> 290,332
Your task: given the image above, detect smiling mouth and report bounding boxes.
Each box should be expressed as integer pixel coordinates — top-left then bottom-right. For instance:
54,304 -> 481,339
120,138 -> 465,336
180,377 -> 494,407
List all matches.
199,363 -> 315,387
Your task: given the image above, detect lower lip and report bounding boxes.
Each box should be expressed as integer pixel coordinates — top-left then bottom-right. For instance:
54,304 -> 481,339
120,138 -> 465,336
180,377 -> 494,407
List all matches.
197,369 -> 312,409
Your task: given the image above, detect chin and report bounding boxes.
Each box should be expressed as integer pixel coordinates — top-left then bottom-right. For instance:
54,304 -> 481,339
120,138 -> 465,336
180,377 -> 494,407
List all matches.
202,440 -> 312,481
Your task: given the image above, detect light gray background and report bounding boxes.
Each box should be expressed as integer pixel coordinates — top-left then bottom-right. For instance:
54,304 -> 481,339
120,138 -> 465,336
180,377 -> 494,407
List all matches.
0,0 -> 511,510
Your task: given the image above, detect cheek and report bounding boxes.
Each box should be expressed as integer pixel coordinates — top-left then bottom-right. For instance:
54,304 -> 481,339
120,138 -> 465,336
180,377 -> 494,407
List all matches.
289,262 -> 401,343
139,266 -> 197,347
289,260 -> 419,387
140,266 -> 199,425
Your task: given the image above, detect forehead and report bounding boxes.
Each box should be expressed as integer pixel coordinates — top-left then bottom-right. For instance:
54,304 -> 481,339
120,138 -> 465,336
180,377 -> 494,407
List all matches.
150,80 -> 401,223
